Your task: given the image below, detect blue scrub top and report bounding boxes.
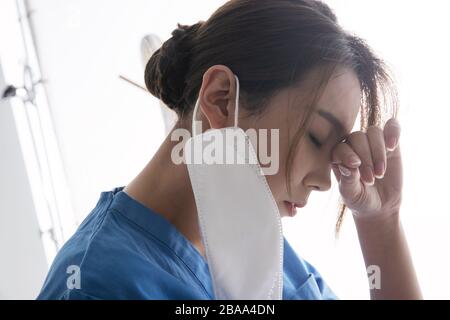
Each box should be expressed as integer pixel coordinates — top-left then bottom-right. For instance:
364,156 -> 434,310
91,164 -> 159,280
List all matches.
37,186 -> 337,300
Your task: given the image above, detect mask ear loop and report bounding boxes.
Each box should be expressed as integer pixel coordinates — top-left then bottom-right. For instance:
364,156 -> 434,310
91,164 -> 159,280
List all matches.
191,74 -> 240,136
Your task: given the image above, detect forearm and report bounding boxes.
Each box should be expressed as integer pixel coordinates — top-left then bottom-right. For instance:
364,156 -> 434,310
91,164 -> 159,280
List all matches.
353,212 -> 422,300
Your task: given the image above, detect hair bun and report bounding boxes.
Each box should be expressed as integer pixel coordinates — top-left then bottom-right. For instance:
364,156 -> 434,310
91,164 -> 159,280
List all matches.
144,22 -> 202,114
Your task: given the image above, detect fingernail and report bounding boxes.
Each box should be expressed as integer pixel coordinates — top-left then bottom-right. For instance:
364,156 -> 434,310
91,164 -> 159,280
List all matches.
349,156 -> 361,166
338,165 -> 351,177
374,161 -> 385,178
387,137 -> 397,151
361,165 -> 374,185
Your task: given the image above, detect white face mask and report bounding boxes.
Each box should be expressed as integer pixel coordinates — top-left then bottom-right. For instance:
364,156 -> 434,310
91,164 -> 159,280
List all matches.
183,74 -> 284,300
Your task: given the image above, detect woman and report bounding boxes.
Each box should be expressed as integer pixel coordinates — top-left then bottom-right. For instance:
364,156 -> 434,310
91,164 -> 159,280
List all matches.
38,0 -> 422,299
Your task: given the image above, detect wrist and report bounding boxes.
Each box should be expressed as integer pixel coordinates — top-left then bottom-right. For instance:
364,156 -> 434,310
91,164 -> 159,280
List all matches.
353,210 -> 401,237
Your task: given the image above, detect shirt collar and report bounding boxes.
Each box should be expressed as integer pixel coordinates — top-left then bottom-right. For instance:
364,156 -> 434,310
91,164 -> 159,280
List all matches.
105,186 -> 214,299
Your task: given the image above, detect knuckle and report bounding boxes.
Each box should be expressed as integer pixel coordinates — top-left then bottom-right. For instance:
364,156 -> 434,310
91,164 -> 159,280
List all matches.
349,131 -> 365,139
331,143 -> 352,163
367,125 -> 383,136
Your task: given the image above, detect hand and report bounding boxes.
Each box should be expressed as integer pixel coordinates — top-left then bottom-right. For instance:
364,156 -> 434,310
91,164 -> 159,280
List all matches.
331,118 -> 402,221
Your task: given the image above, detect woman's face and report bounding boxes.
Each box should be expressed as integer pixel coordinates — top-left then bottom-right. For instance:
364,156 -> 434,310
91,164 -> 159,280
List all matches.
241,66 -> 362,218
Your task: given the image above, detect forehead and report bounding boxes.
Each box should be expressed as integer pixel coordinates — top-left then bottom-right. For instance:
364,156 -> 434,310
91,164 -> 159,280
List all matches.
315,67 -> 362,133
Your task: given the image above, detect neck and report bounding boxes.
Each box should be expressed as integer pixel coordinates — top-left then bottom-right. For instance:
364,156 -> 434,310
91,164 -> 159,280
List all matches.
123,121 -> 206,259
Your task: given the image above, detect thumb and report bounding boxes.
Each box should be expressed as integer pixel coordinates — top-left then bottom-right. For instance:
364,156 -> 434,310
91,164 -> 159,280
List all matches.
337,164 -> 364,207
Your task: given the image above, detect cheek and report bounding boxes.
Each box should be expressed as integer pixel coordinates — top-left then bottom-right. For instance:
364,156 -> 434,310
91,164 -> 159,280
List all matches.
289,140 -> 311,186
264,135 -> 314,199
265,172 -> 285,201
264,137 -> 313,213
263,129 -> 290,199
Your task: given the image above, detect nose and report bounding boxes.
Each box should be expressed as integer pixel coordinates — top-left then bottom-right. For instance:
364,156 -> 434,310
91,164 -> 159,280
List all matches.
308,165 -> 332,192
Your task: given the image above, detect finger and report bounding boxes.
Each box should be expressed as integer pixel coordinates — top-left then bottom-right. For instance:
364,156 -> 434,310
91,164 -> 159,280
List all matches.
331,142 -> 362,168
346,132 -> 375,185
367,125 -> 386,179
332,163 -> 341,182
384,118 -> 401,151
336,164 -> 363,206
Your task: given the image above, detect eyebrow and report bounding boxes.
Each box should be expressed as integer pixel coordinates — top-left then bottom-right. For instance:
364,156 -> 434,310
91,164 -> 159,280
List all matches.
317,109 -> 348,141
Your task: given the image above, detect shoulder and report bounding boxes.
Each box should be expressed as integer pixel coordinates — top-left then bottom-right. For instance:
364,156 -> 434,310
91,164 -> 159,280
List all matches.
38,231 -> 203,299
283,237 -> 338,300
37,201 -> 208,300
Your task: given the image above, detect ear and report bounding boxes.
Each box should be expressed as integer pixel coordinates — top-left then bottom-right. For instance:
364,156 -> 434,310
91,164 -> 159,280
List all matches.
197,65 -> 237,129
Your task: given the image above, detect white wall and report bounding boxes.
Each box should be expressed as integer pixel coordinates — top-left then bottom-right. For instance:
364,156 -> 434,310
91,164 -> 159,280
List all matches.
27,0 -> 227,225
0,63 -> 48,299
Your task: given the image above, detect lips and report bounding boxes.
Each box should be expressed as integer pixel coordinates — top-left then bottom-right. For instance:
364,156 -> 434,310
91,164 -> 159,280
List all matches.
283,201 -> 295,217
283,200 -> 306,217
293,201 -> 306,208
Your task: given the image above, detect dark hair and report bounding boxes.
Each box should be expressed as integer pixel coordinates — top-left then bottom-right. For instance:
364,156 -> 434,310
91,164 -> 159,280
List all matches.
145,0 -> 398,235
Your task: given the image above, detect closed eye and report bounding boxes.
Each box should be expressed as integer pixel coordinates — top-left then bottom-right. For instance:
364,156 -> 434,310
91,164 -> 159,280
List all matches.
308,133 -> 322,148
